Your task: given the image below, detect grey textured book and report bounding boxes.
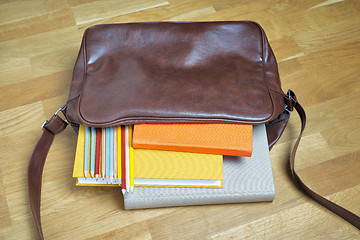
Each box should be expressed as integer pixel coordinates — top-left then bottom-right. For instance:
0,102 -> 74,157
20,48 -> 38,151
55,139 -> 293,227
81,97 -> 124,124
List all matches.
124,124 -> 275,209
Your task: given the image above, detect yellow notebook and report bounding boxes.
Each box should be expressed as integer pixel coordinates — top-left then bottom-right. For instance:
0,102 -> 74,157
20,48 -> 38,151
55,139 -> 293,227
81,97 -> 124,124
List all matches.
73,125 -> 223,188
133,148 -> 222,187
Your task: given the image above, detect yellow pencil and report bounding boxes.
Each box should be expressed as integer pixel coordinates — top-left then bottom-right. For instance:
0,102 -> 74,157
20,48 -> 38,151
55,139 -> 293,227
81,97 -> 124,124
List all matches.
129,125 -> 134,192
113,126 -> 117,181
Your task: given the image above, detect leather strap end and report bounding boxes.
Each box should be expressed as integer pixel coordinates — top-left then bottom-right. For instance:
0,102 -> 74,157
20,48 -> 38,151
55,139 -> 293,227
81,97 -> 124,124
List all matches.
288,91 -> 360,230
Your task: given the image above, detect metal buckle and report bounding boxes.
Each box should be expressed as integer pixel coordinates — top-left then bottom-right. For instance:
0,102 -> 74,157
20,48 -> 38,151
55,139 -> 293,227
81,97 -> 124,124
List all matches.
41,120 -> 48,130
54,106 -> 65,116
284,106 -> 291,116
282,104 -> 291,118
41,106 -> 66,129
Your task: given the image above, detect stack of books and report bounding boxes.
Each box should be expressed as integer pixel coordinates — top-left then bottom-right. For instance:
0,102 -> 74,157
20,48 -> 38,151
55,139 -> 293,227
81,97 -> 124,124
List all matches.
73,123 -> 275,209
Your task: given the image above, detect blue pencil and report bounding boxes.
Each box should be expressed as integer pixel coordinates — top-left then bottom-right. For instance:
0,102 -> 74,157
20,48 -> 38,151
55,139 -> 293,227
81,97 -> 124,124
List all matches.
109,127 -> 114,183
84,126 -> 90,178
90,127 -> 96,177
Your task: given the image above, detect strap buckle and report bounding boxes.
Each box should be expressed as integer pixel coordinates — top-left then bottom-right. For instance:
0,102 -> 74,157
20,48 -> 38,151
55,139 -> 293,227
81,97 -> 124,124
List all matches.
41,120 -> 48,130
41,106 -> 66,130
284,104 -> 291,116
285,90 -> 298,111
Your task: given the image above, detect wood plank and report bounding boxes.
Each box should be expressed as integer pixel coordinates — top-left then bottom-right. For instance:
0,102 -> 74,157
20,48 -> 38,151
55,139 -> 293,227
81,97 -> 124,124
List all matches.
0,58 -> 32,86
329,91 -> 360,122
0,169 -> 11,228
0,0 -> 69,25
76,4 -> 170,31
210,188 -> 360,239
271,36 -> 304,62
270,132 -> 336,170
0,71 -> 72,112
322,119 -> 360,157
297,152 -> 360,196
29,46 -> 80,77
71,0 -> 169,25
86,221 -> 151,240
0,26 -> 81,59
0,101 -> 45,137
0,8 -> 76,42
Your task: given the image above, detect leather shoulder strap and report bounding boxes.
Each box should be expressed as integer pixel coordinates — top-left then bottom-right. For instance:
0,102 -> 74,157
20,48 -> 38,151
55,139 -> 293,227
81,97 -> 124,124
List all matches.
28,95 -> 359,239
285,90 -> 360,229
28,114 -> 68,240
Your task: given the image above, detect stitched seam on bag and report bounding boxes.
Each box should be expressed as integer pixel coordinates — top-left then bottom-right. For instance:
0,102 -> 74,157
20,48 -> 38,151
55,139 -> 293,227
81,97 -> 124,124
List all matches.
254,21 -> 275,123
76,116 -> 271,127
66,29 -> 89,104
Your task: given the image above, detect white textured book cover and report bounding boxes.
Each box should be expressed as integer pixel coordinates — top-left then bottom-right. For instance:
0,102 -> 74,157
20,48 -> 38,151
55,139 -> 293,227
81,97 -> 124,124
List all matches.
124,124 -> 275,209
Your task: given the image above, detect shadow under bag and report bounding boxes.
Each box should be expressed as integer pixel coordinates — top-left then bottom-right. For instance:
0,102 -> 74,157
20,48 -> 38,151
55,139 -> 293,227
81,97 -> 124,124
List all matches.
28,21 -> 360,239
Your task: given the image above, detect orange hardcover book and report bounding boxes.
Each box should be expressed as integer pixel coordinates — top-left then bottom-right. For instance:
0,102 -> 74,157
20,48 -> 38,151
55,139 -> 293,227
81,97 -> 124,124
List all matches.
133,123 -> 253,157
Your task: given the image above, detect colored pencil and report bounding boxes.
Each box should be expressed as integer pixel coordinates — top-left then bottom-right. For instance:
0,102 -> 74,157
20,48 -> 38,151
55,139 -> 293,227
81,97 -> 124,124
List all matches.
113,127 -> 117,181
84,126 -> 90,178
90,127 -> 96,178
95,128 -> 101,180
129,125 -> 134,192
121,126 -> 126,194
125,125 -> 130,192
101,128 -> 106,179
117,126 -> 122,186
105,127 -> 110,183
109,127 -> 114,183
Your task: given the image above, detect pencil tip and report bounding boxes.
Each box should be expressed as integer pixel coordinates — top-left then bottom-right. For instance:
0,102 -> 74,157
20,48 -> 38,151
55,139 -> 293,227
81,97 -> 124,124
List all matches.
110,177 -> 113,183
122,189 -> 126,195
91,171 -> 94,178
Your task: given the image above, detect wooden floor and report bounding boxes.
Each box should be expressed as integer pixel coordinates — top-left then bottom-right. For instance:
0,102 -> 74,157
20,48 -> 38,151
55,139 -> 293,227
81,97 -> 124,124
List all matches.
1,0 -> 360,239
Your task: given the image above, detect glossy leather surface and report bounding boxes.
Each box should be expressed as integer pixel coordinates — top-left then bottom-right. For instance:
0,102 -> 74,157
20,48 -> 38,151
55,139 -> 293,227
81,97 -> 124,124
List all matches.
66,21 -> 287,127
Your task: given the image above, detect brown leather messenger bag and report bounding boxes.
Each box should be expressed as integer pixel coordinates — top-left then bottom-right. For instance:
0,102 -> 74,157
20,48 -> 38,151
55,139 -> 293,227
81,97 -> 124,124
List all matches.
28,21 -> 360,239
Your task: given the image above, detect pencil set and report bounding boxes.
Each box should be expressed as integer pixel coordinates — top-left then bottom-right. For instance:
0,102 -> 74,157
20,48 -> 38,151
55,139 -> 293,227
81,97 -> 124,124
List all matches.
73,125 -> 134,194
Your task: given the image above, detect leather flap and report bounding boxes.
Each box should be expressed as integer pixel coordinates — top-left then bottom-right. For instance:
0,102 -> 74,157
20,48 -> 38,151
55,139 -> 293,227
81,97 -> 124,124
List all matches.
74,22 -> 277,126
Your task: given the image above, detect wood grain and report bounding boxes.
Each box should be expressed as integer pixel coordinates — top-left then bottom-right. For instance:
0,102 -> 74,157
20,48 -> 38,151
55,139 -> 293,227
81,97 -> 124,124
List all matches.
0,0 -> 359,239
